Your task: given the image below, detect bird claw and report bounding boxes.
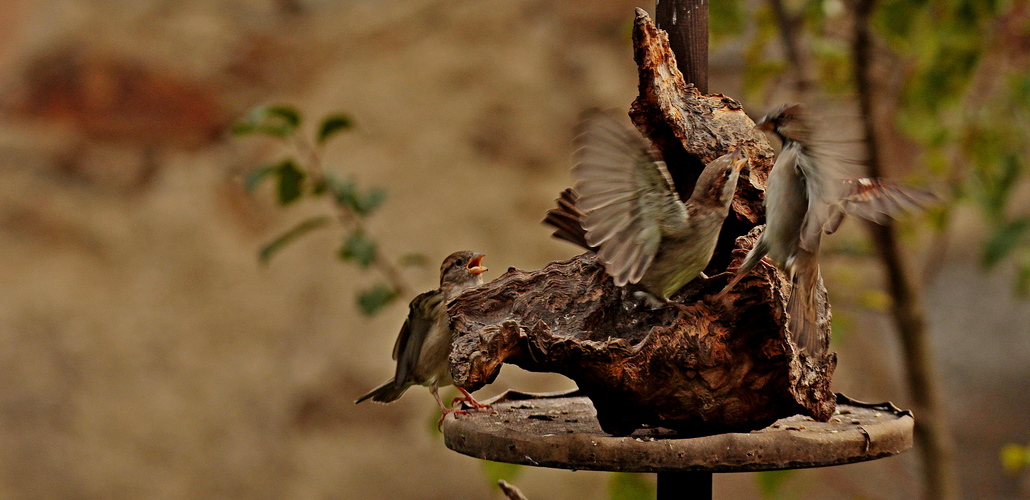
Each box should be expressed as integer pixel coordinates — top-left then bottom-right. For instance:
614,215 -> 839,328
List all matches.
629,290 -> 667,310
452,387 -> 492,411
451,396 -> 491,410
437,407 -> 470,431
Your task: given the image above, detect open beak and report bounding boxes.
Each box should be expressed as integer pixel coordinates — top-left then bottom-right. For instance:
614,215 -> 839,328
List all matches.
729,149 -> 749,171
467,254 -> 488,275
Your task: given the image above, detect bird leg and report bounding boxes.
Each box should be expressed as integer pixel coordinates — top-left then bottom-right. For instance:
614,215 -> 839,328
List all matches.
432,385 -> 468,430
630,290 -> 668,310
451,387 -> 491,410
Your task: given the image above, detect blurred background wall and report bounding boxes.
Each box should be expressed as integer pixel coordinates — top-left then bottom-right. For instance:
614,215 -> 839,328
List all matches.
0,0 -> 1027,498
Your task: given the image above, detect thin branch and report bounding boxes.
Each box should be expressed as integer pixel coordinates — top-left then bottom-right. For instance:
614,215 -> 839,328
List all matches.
768,0 -> 815,98
293,131 -> 413,297
849,1 -> 958,499
498,480 -> 529,500
334,202 -> 412,297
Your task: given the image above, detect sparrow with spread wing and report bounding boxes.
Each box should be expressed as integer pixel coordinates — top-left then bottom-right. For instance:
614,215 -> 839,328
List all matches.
545,113 -> 748,302
719,103 -> 935,353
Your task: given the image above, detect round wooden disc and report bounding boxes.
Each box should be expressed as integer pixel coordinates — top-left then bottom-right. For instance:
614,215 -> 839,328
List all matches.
443,391 -> 913,473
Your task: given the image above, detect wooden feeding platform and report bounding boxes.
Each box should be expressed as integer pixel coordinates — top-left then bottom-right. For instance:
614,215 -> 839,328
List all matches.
443,390 -> 913,499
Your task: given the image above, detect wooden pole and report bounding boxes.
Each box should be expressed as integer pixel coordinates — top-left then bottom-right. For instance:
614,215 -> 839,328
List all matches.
655,0 -> 709,93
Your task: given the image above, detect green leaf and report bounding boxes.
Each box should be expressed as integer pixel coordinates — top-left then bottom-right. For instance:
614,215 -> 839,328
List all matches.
258,216 -> 332,264
354,187 -> 387,216
244,163 -> 279,193
317,114 -> 353,145
1000,443 -> 1030,475
340,231 -> 378,268
398,253 -> 430,267
357,284 -> 398,316
981,217 -> 1030,268
319,172 -> 386,217
320,172 -> 356,206
276,160 -> 306,205
232,104 -> 302,138
756,470 -> 795,499
261,105 -> 301,128
607,472 -> 654,500
479,461 -> 525,490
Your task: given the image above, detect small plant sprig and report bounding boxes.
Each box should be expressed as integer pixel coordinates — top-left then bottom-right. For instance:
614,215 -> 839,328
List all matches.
233,104 -> 426,315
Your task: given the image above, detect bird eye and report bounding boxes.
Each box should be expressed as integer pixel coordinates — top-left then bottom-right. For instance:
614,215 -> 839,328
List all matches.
454,259 -> 465,267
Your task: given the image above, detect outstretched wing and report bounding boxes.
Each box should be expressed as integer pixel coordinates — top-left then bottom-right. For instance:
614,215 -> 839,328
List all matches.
542,188 -> 593,251
830,178 -> 936,230
793,143 -> 840,253
391,290 -> 444,387
572,113 -> 687,286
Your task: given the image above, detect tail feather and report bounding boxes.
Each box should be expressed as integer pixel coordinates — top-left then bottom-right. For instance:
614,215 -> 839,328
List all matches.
355,379 -> 412,404
543,188 -> 594,251
715,234 -> 769,300
787,257 -> 823,355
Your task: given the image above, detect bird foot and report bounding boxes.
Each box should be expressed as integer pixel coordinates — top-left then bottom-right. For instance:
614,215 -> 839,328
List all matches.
630,290 -> 667,310
437,407 -> 470,431
451,396 -> 491,410
452,387 -> 491,410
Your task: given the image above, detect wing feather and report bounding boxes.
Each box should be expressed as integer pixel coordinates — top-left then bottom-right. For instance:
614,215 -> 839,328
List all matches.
571,113 -> 686,285
392,290 -> 444,387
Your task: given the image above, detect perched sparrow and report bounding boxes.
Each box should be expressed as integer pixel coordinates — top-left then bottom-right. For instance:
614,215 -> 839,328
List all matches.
719,103 -> 935,353
355,251 -> 489,424
544,113 -> 749,301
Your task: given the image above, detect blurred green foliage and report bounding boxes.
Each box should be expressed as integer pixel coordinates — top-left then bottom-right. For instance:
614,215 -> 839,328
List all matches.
738,0 -> 1029,494
874,0 -> 1030,292
480,460 -> 526,491
756,470 -> 797,499
740,0 -> 1030,292
607,472 -> 655,500
1001,442 -> 1030,475
234,104 -> 426,315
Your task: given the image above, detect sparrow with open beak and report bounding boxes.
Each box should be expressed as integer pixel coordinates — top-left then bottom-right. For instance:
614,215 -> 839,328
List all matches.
355,251 -> 489,426
718,103 -> 935,353
544,113 -> 749,302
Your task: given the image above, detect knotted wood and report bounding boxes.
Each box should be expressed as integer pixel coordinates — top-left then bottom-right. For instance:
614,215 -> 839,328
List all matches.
447,9 -> 836,436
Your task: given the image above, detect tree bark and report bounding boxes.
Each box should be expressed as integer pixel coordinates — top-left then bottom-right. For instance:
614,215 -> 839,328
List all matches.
447,10 -> 837,437
850,1 -> 958,498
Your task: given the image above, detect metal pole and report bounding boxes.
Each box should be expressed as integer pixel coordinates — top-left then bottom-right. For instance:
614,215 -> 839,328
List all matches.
657,471 -> 713,500
653,4 -> 711,493
654,0 -> 709,93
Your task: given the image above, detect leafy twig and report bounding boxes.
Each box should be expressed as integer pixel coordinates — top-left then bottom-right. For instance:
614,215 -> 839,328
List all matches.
233,104 -> 423,314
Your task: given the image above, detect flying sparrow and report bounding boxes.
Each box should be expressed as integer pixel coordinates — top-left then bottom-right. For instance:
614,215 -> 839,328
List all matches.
719,103 -> 935,353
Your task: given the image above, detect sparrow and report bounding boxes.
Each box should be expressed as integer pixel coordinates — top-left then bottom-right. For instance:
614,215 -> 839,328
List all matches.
355,251 -> 489,425
544,113 -> 749,302
718,103 -> 936,353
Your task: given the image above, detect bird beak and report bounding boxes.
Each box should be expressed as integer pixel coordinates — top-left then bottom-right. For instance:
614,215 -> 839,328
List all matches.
467,254 -> 488,275
729,149 -> 748,171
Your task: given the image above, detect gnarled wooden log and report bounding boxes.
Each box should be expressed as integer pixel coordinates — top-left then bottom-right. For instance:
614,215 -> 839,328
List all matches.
447,9 -> 836,436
